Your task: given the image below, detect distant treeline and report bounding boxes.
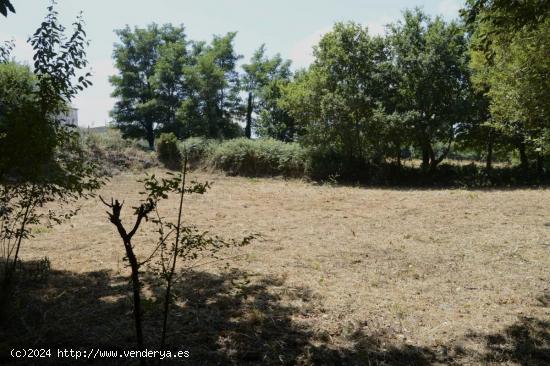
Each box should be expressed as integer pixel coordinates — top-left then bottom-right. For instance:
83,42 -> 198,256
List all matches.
108,2 -> 549,180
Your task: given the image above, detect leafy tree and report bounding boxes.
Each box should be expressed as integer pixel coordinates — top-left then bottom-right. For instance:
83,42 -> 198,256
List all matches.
281,22 -> 390,167
150,28 -> 189,138
388,9 -> 471,171
256,77 -> 298,142
241,45 -> 294,140
177,33 -> 243,139
462,0 -> 550,53
0,40 -> 14,62
110,24 -> 187,149
0,3 -> 101,291
372,107 -> 418,167
466,0 -> 550,173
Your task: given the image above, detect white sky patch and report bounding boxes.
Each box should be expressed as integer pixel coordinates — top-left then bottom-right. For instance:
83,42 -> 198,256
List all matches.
288,19 -> 390,70
289,27 -> 330,69
0,33 -> 34,65
366,18 -> 392,36
437,0 -> 462,19
73,59 -> 117,127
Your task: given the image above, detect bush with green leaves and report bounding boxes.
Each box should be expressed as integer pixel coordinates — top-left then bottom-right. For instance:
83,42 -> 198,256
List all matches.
208,138 -> 307,177
156,132 -> 181,169
178,137 -> 216,168
0,3 -> 102,293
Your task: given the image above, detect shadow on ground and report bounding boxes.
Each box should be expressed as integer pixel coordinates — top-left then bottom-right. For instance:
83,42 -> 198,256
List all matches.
1,260 -> 549,365
464,317 -> 550,366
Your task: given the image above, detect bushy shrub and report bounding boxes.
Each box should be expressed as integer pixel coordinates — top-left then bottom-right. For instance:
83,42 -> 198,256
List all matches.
208,138 -> 307,177
305,147 -> 347,181
157,132 -> 181,169
84,128 -> 135,151
179,137 -> 216,168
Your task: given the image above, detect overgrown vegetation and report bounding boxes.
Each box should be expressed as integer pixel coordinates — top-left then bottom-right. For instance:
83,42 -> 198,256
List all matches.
0,2 -> 102,297
156,132 -> 182,169
208,138 -> 307,178
82,128 -> 158,175
107,3 -> 549,185
149,136 -> 547,187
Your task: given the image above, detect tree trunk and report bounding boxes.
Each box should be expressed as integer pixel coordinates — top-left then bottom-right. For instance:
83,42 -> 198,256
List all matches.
428,145 -> 437,172
537,153 -> 544,178
518,141 -> 528,173
486,129 -> 493,171
124,241 -> 144,349
245,92 -> 253,139
123,240 -> 146,366
2,197 -> 32,294
421,148 -> 430,171
396,144 -> 401,168
146,122 -> 155,150
102,198 -> 151,366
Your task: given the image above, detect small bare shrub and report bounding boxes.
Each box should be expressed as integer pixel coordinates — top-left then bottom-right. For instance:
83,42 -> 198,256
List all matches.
101,152 -> 255,361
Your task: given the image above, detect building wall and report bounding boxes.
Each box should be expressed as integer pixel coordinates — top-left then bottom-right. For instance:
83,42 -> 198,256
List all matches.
58,107 -> 78,127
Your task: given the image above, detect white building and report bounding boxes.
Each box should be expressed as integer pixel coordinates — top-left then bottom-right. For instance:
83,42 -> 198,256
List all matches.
58,107 -> 78,127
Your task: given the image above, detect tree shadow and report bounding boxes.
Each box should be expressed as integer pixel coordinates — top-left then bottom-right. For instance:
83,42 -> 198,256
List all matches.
0,260 -> 443,365
0,261 -> 135,365
465,316 -> 550,366
145,268 -> 441,365
536,291 -> 550,308
3,260 -> 549,365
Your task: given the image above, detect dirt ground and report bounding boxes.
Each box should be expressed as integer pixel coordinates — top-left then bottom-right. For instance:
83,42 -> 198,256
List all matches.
13,170 -> 550,365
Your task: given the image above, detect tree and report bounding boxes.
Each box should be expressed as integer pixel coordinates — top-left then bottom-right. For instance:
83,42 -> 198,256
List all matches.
110,24 -> 187,149
281,22 -> 390,168
1,3 -> 101,293
0,40 -> 14,62
388,9 -> 471,171
0,0 -> 14,18
101,157 -> 254,358
462,0 -> 550,49
177,33 -> 243,139
465,0 -> 550,173
150,29 -> 189,138
241,45 -> 294,140
256,77 -> 298,142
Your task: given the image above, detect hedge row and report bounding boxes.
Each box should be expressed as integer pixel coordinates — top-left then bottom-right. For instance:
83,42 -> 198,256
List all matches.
156,133 -> 550,187
158,134 -> 308,178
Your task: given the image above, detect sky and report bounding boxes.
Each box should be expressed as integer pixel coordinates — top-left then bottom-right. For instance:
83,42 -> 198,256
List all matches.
0,0 -> 463,127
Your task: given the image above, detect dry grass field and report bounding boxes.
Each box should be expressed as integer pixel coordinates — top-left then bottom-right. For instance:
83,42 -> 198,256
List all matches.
4,169 -> 550,365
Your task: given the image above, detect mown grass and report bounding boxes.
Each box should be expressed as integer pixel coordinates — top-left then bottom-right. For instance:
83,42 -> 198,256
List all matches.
2,170 -> 550,365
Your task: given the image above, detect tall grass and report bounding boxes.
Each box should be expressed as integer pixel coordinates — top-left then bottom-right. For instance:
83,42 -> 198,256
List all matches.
82,128 -> 157,175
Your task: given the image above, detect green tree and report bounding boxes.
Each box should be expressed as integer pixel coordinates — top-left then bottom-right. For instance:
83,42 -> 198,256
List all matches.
466,0 -> 550,173
1,3 -> 101,292
241,44 -> 294,140
281,22 -> 390,168
177,33 -> 243,139
110,24 -> 187,149
388,9 -> 471,171
150,29 -> 189,138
